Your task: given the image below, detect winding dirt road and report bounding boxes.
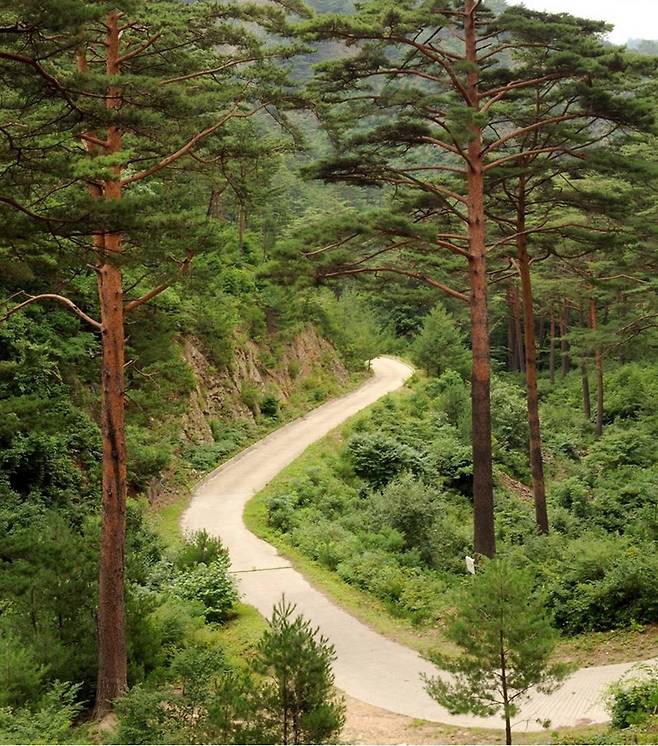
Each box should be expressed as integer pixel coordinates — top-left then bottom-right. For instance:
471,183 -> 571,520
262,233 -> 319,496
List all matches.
182,356 -> 643,733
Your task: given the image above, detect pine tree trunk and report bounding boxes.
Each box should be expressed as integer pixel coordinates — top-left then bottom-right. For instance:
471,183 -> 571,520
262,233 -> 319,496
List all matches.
581,361 -> 592,420
510,283 -> 525,374
589,297 -> 604,437
560,301 -> 571,376
238,204 -> 247,252
500,631 -> 513,745
465,0 -> 495,559
507,286 -> 516,372
549,314 -> 556,384
516,186 -> 548,534
94,260 -> 128,716
94,12 -> 128,716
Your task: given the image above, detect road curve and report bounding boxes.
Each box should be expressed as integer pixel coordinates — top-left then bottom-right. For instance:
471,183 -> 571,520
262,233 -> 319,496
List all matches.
182,356 -> 640,733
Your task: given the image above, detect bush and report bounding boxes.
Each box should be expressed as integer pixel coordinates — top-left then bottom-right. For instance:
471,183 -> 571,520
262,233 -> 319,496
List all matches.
0,682 -> 81,745
604,364 -> 658,422
346,432 -> 427,488
608,666 -> 658,729
126,425 -> 171,492
113,646 -> 258,745
0,631 -> 46,708
241,383 -> 261,417
491,376 -> 529,474
171,559 -> 239,624
369,475 -> 443,563
260,392 -> 280,419
114,602 -> 345,745
267,493 -> 300,534
541,535 -> 658,633
176,530 -> 230,570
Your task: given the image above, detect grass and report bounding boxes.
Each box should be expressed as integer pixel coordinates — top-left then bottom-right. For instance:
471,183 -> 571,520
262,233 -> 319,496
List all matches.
214,602 -> 268,669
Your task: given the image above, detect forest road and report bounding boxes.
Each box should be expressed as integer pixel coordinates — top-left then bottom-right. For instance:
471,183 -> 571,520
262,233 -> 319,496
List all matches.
182,356 -> 646,732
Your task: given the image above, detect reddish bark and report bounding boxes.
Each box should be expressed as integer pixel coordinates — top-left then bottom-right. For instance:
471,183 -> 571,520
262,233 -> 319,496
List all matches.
516,178 -> 548,534
549,314 -> 556,383
93,12 -> 128,716
538,314 -> 546,351
465,0 -> 495,559
95,262 -> 128,715
509,282 -> 525,374
589,297 -> 604,437
506,286 -> 516,371
560,301 -> 571,376
581,361 -> 592,420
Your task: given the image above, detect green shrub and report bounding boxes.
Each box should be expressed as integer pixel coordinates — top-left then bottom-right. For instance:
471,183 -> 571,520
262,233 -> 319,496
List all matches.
368,475 -> 443,563
427,370 -> 471,434
267,493 -> 300,534
115,601 -> 346,745
604,364 -> 658,422
126,425 -> 171,492
608,666 -> 658,729
241,383 -> 261,417
176,530 -> 230,570
260,392 -> 280,419
491,376 -> 530,475
541,536 -> 658,633
181,442 -> 225,472
0,682 -> 81,745
0,631 -> 46,708
194,299 -> 236,367
346,432 -> 428,488
171,559 -> 238,624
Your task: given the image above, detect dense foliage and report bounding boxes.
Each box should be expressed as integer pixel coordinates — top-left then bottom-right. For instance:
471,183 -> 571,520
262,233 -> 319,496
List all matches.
261,351 -> 658,635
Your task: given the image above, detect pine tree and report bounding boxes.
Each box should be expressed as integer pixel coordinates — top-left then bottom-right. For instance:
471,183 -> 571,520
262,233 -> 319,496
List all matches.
424,558 -> 569,745
301,0 -> 653,555
0,0 -> 308,715
254,598 -> 346,745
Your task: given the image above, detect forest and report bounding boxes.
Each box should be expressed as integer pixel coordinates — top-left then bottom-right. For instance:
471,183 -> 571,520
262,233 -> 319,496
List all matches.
0,0 -> 657,743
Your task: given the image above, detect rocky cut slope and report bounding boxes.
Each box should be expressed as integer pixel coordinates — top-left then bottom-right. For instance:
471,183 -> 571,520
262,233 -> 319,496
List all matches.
182,325 -> 350,443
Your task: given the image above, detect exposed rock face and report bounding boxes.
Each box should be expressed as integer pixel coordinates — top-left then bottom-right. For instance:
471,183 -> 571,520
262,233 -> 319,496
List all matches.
182,324 -> 348,443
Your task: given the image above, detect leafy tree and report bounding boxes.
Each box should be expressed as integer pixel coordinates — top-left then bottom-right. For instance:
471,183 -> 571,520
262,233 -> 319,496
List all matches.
424,558 -> 569,744
0,0 -> 307,713
412,303 -> 470,378
254,598 -> 345,745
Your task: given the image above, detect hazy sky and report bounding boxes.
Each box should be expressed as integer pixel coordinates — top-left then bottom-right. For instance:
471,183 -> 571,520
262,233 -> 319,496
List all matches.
506,1 -> 658,44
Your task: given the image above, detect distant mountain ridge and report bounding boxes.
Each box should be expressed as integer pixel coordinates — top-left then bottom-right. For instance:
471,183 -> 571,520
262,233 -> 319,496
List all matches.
627,38 -> 658,55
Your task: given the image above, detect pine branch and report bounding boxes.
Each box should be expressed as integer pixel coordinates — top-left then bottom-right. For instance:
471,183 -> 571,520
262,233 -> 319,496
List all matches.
0,51 -> 81,112
483,115 -> 583,154
121,106 -> 264,186
117,32 -> 163,64
0,293 -> 101,330
124,249 -> 194,312
322,266 -> 469,303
